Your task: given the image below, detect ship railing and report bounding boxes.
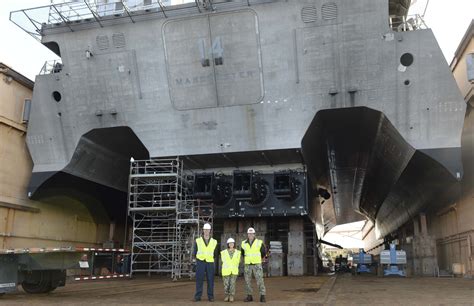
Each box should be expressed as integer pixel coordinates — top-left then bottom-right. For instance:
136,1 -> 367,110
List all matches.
10,1 -> 159,42
10,0 -> 268,41
40,59 -> 63,75
389,14 -> 428,32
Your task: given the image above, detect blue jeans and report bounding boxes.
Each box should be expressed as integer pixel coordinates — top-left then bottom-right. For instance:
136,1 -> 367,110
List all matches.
195,259 -> 215,300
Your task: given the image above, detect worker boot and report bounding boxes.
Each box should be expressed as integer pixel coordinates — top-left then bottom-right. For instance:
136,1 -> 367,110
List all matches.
244,295 -> 253,302
224,295 -> 229,302
260,295 -> 266,303
229,295 -> 234,302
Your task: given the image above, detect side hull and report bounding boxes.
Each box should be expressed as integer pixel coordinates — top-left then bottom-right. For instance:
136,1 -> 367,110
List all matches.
302,107 -> 461,237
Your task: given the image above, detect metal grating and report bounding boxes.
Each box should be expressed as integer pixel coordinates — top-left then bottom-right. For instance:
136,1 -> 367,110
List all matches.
96,35 -> 109,50
112,33 -> 126,48
301,6 -> 318,23
321,2 -> 338,21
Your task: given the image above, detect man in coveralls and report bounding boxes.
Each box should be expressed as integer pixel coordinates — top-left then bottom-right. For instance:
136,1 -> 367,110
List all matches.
193,223 -> 218,302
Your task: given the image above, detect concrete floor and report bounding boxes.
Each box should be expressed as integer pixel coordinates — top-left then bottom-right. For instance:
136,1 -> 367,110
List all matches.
328,274 -> 473,305
1,274 -> 472,305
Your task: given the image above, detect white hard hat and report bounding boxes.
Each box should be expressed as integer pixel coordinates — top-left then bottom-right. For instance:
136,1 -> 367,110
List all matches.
203,223 -> 212,230
247,227 -> 256,234
226,238 -> 235,244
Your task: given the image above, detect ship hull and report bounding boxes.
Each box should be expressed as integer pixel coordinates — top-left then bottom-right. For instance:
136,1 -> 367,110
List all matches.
302,107 -> 461,237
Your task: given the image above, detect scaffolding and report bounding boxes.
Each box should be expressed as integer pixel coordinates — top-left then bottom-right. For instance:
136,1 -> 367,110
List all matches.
128,157 -> 212,279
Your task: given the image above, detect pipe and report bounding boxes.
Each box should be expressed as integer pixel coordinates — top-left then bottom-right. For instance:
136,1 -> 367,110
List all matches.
319,239 -> 343,249
0,232 -> 100,245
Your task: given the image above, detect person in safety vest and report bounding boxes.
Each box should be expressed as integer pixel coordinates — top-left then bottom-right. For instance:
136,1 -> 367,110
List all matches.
193,223 -> 218,302
220,237 -> 241,302
241,227 -> 266,303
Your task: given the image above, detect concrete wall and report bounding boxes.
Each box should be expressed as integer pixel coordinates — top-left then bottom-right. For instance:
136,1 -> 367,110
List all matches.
0,68 -> 117,249
428,30 -> 474,277
429,104 -> 474,277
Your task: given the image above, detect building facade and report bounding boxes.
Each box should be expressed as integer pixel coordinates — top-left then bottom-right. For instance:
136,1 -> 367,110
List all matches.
432,20 -> 474,277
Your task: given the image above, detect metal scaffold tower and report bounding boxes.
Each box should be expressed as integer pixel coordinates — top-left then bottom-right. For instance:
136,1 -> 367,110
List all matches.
128,157 -> 213,279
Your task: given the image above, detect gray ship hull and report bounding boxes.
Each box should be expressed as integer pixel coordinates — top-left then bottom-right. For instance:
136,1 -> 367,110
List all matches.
302,107 -> 461,237
10,0 -> 466,238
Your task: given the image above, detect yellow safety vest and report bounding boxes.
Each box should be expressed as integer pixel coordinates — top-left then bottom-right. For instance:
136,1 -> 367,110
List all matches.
241,239 -> 263,265
220,249 -> 241,276
196,237 -> 217,262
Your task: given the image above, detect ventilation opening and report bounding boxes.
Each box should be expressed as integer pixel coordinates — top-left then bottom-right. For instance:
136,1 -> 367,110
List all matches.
96,35 -> 110,50
400,53 -> 414,67
466,53 -> 474,82
112,33 -> 126,48
322,2 -> 338,20
301,6 -> 318,23
52,91 -> 62,102
22,99 -> 31,123
404,80 -> 410,86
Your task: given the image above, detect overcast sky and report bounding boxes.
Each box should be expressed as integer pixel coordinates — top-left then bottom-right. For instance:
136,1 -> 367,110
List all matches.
0,0 -> 472,80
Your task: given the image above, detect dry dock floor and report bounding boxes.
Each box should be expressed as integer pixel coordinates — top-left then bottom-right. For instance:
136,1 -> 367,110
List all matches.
1,274 -> 472,305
